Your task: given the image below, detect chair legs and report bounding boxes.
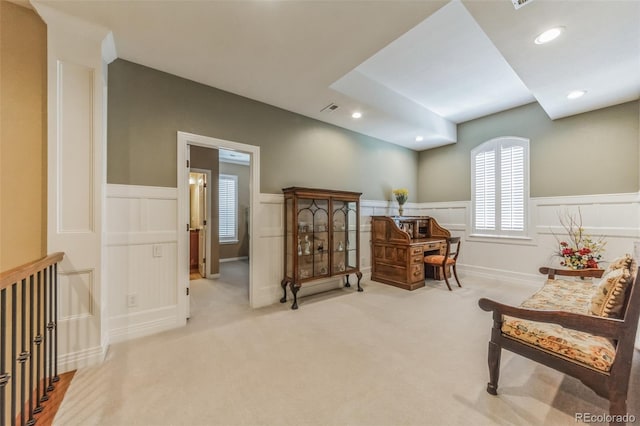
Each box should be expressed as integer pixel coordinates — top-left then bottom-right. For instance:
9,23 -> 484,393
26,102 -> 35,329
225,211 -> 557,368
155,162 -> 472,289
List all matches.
426,264 -> 461,291
442,267 -> 453,291
452,264 -> 462,287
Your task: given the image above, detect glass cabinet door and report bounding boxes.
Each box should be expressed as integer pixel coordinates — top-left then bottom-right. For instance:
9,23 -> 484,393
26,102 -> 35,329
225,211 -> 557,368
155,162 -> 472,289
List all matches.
296,198 -> 329,280
346,201 -> 358,270
332,199 -> 358,273
285,197 -> 293,278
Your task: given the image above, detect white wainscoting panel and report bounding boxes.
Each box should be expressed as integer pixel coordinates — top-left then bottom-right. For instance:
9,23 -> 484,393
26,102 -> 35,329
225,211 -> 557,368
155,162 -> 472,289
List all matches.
58,270 -> 94,321
104,188 -> 640,341
106,185 -> 180,342
252,194 -> 285,307
416,193 -> 640,284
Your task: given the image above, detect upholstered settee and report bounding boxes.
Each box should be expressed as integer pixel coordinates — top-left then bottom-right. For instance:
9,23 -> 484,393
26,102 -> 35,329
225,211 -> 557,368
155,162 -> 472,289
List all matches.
479,255 -> 639,425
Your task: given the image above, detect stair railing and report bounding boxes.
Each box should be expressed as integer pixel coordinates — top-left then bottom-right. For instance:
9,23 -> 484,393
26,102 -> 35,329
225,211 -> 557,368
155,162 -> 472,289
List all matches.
0,252 -> 64,426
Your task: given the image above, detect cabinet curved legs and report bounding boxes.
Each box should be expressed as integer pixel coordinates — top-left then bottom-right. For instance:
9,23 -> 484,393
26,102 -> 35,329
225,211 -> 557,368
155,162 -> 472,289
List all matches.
345,273 -> 363,291
289,282 -> 299,310
281,272 -> 363,310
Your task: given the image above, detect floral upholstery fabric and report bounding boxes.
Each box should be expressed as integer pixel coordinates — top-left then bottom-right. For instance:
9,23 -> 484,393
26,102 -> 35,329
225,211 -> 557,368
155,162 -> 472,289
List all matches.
518,278 -> 598,313
502,278 -> 616,372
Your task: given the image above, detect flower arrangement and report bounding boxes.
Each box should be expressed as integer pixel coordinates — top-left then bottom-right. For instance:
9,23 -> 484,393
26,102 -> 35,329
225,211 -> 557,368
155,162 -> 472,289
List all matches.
554,208 -> 606,270
392,188 -> 408,205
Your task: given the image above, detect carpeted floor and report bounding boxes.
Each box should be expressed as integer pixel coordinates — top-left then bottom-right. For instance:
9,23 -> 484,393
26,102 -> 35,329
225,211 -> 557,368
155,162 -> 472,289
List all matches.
53,261 -> 638,425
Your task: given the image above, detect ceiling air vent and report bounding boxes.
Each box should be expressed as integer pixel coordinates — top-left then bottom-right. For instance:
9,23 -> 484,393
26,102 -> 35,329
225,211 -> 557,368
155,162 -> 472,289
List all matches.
320,102 -> 339,113
512,0 -> 536,10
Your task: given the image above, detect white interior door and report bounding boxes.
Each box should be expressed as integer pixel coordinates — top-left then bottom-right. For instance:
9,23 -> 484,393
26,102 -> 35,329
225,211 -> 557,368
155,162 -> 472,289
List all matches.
198,173 -> 207,277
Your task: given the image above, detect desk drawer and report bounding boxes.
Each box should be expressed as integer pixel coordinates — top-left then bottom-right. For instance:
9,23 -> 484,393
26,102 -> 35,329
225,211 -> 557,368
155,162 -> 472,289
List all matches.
411,255 -> 423,265
410,246 -> 423,256
410,264 -> 424,282
424,242 -> 442,250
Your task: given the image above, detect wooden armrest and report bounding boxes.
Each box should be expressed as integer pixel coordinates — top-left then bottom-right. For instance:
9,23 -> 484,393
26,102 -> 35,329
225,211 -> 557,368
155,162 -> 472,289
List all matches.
478,297 -> 624,338
539,267 -> 604,280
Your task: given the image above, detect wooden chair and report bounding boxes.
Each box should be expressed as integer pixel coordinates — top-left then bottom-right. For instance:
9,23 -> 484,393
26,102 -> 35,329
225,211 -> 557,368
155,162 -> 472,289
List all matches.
424,237 -> 461,291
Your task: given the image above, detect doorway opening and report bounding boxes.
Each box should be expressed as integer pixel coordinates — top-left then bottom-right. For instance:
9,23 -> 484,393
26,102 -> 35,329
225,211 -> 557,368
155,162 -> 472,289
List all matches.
177,131 -> 260,323
189,169 -> 211,280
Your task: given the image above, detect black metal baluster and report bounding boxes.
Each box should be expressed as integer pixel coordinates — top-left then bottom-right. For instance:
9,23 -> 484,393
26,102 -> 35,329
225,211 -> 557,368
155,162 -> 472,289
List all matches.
40,269 -> 48,403
33,271 -> 43,413
0,288 -> 8,426
46,265 -> 54,393
52,263 -> 59,384
26,275 -> 35,426
19,278 -> 29,426
11,283 -> 17,426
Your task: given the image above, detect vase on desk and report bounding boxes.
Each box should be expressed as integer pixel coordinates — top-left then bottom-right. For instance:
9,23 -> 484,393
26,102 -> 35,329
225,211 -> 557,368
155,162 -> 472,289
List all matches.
398,203 -> 405,216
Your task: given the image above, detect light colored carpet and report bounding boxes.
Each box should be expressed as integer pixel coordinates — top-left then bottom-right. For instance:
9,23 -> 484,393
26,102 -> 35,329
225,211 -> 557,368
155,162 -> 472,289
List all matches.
54,261 -> 638,426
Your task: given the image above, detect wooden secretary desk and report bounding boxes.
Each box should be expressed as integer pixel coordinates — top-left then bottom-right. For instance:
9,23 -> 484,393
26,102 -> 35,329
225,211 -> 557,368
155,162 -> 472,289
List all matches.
371,216 -> 451,290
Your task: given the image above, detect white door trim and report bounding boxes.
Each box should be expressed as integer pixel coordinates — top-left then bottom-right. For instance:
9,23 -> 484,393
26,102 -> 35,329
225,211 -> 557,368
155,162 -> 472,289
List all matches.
177,131 -> 259,321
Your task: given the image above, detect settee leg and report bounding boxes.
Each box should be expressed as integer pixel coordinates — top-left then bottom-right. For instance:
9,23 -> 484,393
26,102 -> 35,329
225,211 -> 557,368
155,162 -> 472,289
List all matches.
487,341 -> 501,395
609,395 -> 627,425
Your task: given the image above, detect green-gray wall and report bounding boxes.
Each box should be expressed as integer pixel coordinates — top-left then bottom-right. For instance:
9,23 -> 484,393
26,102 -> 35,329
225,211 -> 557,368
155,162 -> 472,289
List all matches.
418,101 -> 640,202
107,59 -> 417,200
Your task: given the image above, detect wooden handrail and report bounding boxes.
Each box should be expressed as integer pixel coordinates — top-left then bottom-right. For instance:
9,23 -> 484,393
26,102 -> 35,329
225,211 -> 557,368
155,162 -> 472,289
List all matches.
0,252 -> 64,291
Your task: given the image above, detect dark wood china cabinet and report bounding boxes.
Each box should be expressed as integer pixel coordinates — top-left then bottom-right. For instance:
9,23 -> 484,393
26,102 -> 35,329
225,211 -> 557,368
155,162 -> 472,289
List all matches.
281,187 -> 363,309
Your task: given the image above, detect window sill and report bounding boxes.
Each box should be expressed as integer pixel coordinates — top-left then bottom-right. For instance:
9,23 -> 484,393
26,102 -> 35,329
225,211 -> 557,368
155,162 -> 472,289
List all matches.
468,234 -> 536,246
220,240 -> 239,245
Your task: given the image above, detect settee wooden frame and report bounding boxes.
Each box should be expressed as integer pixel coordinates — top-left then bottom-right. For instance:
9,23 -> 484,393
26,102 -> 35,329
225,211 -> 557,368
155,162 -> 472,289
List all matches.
478,266 -> 640,425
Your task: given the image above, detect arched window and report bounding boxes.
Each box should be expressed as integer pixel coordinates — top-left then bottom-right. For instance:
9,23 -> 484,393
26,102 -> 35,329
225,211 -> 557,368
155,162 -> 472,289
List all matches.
471,137 -> 529,237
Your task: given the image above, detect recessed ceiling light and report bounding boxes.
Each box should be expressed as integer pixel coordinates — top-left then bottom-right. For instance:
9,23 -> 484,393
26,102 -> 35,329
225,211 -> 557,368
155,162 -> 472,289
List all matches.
567,90 -> 586,99
415,136 -> 424,142
534,27 -> 564,45
352,112 -> 362,119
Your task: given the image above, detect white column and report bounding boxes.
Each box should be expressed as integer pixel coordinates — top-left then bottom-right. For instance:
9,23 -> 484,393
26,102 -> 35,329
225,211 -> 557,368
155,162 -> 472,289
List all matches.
33,2 -> 116,371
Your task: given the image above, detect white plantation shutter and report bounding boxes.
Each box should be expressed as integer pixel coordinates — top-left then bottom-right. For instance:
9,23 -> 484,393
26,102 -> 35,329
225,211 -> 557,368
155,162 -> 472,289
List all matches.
500,145 -> 524,231
472,137 -> 529,237
474,150 -> 496,230
219,174 -> 238,241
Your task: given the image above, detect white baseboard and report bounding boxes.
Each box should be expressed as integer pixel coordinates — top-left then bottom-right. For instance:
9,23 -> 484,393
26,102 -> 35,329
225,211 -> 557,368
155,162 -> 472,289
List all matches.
459,264 -> 540,289
109,305 -> 180,344
58,344 -> 108,373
